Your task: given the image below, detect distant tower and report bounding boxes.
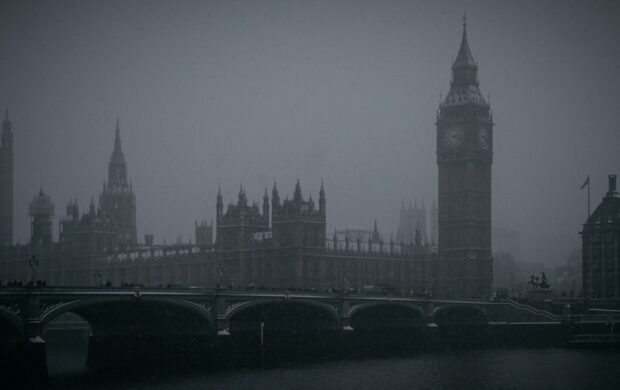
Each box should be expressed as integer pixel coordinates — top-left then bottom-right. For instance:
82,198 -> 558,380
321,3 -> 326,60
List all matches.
29,188 -> 55,248
582,175 -> 620,298
271,180 -> 326,248
215,185 -> 269,250
431,196 -> 438,248
396,197 -> 427,244
0,109 -> 13,245
436,17 -> 493,298
99,119 -> 137,247
263,187 -> 270,226
319,182 -> 326,218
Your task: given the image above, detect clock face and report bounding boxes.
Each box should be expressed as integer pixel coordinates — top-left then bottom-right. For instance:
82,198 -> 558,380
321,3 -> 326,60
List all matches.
444,127 -> 464,149
478,127 -> 489,150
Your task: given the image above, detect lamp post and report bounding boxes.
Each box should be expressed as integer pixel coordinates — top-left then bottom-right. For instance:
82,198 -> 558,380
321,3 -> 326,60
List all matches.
28,255 -> 39,285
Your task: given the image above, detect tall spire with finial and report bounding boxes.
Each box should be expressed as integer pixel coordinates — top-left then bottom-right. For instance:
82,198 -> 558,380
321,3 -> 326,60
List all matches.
451,12 -> 478,86
114,117 -> 122,152
107,118 -> 128,188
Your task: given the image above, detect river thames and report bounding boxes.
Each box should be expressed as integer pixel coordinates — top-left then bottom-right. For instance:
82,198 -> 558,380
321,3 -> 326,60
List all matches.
47,346 -> 620,390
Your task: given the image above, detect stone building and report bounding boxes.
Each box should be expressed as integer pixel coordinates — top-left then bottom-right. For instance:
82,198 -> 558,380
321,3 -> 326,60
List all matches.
216,185 -> 270,250
59,120 -> 137,254
396,199 -> 427,244
436,18 -> 494,298
271,180 -> 326,249
29,188 -> 55,249
195,220 -> 213,247
98,119 -> 137,247
59,197 -> 118,255
0,110 -> 13,246
582,175 -> 620,298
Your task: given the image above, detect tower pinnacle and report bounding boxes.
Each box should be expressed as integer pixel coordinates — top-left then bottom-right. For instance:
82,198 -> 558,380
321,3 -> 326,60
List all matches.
114,118 -> 122,152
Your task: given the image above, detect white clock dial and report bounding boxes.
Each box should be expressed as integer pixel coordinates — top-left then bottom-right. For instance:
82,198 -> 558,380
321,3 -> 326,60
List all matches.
444,127 -> 464,148
478,127 -> 489,150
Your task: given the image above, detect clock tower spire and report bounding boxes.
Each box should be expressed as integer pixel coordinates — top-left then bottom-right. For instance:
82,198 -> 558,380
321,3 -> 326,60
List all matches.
436,18 -> 493,298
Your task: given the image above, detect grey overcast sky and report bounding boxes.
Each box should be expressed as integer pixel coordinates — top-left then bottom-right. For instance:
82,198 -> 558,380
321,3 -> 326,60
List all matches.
1,0 -> 619,266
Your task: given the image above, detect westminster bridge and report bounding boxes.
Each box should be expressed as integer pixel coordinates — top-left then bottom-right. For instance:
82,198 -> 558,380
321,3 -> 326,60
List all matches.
0,286 -> 587,386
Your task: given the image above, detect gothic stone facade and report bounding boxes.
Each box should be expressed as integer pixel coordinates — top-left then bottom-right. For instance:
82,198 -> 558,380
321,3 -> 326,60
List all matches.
436,20 -> 493,298
60,120 -> 137,254
582,175 -> 620,298
0,110 -> 13,246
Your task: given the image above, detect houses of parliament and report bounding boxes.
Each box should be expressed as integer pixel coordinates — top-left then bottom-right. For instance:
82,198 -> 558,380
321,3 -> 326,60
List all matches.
0,21 -> 493,298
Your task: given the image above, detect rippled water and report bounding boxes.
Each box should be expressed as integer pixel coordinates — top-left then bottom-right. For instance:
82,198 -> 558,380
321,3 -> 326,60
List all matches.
47,347 -> 620,390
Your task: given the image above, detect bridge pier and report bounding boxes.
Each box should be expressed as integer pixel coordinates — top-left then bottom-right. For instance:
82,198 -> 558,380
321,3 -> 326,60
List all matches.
340,299 -> 353,331
17,294 -> 49,388
425,301 -> 435,325
23,336 -> 48,388
215,295 -> 230,336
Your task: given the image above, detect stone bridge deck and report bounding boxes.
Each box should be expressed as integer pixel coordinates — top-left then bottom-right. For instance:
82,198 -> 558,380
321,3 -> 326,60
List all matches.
0,286 -> 562,338
0,286 -> 590,387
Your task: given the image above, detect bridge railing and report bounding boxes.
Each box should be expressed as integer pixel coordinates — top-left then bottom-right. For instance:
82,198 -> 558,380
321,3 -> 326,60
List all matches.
0,285 -> 217,295
501,299 -> 562,321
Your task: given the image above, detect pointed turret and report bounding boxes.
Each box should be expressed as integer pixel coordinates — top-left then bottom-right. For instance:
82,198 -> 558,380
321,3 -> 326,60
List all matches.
293,179 -> 302,203
216,185 -> 223,222
107,119 -> 128,188
114,117 -> 122,152
372,219 -> 381,242
453,15 -> 476,67
263,186 -> 270,218
319,181 -> 326,216
238,184 -> 247,206
271,181 -> 280,209
450,14 -> 479,87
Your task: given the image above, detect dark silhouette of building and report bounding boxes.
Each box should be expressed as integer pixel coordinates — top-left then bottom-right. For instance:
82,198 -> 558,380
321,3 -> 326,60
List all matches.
396,199 -> 427,244
216,185 -> 270,250
0,109 -> 13,246
430,197 -> 438,250
436,18 -> 493,298
29,188 -> 54,248
59,197 -> 118,254
582,175 -> 620,298
99,119 -> 137,247
59,120 -> 137,254
195,220 -> 213,247
271,180 -> 326,248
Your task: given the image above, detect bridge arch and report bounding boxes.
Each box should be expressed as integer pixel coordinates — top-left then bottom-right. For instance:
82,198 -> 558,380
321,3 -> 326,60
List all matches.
0,306 -> 24,340
348,301 -> 428,355
226,298 -> 339,325
39,297 -> 214,331
226,298 -> 341,363
349,301 -> 427,324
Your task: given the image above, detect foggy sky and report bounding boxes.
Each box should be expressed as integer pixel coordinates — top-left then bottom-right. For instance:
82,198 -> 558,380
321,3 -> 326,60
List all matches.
1,0 -> 619,267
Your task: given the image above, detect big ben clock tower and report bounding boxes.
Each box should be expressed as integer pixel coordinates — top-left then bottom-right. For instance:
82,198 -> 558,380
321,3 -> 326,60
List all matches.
437,17 -> 493,298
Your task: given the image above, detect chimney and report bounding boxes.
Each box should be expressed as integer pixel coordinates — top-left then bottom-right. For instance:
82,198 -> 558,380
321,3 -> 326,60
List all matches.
608,174 -> 617,196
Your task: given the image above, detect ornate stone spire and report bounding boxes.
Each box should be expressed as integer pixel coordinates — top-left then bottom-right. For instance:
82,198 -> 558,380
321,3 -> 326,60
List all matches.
453,13 -> 476,69
107,118 -> 128,189
114,117 -> 122,152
